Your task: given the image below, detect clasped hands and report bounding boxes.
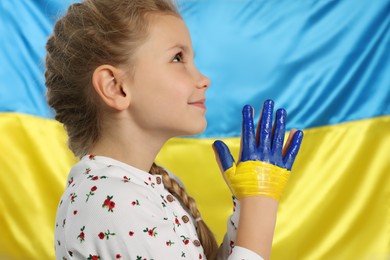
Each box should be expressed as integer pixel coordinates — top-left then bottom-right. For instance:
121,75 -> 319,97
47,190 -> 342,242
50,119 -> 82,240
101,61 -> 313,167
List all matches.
213,100 -> 304,201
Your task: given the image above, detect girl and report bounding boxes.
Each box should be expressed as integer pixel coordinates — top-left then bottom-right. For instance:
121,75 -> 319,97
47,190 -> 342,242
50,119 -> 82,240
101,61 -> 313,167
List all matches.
45,0 -> 303,259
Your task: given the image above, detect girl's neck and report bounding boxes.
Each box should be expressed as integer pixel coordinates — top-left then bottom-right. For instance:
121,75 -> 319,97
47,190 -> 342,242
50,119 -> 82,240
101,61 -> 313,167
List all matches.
90,125 -> 168,173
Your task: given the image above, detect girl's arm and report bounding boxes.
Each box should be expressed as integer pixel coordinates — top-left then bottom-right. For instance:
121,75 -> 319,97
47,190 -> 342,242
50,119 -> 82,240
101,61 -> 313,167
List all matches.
235,196 -> 278,259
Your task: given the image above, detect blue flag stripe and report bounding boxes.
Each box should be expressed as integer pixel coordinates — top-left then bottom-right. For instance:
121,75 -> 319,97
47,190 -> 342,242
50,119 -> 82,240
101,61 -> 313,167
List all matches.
0,0 -> 389,138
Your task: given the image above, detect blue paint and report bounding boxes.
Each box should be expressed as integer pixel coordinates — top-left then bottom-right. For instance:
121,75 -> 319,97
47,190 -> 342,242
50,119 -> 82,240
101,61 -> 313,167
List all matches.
214,100 -> 303,171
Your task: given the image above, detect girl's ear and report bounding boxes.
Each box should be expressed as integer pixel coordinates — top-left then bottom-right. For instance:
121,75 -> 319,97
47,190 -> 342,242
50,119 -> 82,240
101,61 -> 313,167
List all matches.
92,65 -> 130,111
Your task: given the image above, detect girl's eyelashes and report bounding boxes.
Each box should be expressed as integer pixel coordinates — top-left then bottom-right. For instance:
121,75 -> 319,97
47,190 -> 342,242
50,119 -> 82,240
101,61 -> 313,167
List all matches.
172,52 -> 184,63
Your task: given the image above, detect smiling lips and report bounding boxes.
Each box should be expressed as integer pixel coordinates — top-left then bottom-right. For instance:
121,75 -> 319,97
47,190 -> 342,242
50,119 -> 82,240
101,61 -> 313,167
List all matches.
188,98 -> 206,110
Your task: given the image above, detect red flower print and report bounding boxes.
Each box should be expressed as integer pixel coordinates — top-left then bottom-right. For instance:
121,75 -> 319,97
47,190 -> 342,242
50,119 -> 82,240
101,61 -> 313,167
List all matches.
86,186 -> 98,202
175,217 -> 181,227
98,232 -> 105,239
88,155 -> 95,160
166,240 -> 174,246
116,254 -> 122,259
229,240 -> 234,254
131,200 -> 140,206
87,255 -> 100,260
98,230 -> 116,240
129,231 -> 134,236
70,193 -> 77,203
88,175 -> 107,181
146,177 -> 155,188
181,235 -> 190,245
77,226 -> 85,243
123,176 -> 130,183
68,177 -> 74,187
102,195 -> 115,212
73,210 -> 78,215
160,195 -> 168,203
199,253 -> 203,259
143,227 -> 157,237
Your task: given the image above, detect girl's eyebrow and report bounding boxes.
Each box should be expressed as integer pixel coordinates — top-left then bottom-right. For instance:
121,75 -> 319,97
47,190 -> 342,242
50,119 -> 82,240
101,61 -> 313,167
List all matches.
166,44 -> 195,58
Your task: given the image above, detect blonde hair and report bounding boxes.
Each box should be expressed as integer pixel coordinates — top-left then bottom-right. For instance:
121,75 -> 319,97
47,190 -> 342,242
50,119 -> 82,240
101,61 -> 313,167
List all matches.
45,0 -> 218,258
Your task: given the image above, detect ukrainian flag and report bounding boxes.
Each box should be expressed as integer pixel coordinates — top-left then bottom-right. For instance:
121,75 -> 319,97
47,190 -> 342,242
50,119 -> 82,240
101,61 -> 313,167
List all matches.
1,1 -> 389,259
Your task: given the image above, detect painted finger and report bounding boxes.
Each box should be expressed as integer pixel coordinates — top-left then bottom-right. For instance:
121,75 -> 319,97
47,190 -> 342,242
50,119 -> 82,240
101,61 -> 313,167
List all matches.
241,105 -> 257,161
257,99 -> 274,161
272,108 -> 286,167
213,140 -> 235,172
283,130 -> 304,170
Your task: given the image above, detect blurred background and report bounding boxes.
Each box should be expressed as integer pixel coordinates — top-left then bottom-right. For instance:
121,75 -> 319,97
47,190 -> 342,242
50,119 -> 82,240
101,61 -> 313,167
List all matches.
0,0 -> 389,259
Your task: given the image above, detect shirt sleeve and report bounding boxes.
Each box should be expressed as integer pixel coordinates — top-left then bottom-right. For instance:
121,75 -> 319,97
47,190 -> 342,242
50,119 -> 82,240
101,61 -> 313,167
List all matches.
229,246 -> 264,260
217,197 -> 264,260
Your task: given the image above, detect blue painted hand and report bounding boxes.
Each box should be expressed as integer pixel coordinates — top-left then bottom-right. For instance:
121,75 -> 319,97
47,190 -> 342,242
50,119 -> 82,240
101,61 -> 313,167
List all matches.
213,100 -> 304,200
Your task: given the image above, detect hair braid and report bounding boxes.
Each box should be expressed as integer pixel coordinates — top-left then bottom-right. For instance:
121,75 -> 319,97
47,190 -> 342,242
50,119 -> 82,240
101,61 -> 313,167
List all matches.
150,163 -> 218,259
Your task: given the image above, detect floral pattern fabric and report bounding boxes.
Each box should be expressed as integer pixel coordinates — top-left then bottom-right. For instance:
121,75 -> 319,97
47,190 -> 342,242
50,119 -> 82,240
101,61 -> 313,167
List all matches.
55,155 -> 263,260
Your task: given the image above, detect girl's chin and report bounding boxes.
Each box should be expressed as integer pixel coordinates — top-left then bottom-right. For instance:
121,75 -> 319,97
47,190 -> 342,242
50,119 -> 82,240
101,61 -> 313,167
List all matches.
192,120 -> 207,135
178,120 -> 207,137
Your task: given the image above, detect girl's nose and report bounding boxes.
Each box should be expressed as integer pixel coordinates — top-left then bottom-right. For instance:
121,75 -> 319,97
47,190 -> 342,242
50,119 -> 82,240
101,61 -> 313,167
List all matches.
196,71 -> 210,89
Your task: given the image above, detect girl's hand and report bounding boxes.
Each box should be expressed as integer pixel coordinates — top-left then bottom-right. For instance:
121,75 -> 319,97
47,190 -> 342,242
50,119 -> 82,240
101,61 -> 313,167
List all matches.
213,100 -> 303,201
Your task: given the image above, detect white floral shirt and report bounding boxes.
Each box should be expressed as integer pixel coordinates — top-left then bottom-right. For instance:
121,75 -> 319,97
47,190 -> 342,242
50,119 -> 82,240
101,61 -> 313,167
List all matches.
55,155 -> 263,260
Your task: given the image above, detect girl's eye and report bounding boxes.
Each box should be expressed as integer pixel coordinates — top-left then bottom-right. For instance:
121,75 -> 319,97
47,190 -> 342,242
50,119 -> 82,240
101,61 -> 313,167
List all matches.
172,52 -> 183,63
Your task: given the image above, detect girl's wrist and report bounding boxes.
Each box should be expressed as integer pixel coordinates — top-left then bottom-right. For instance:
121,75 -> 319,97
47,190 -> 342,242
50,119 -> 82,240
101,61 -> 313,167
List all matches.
236,196 -> 279,259
239,195 -> 279,209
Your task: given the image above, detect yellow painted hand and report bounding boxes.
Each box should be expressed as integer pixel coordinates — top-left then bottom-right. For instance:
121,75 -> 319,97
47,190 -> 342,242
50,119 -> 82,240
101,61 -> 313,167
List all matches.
224,160 -> 290,201
213,100 -> 303,201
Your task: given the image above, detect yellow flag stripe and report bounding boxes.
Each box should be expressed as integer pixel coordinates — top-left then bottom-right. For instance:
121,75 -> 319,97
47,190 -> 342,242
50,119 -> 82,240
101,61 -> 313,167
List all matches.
0,113 -> 77,259
1,113 -> 389,259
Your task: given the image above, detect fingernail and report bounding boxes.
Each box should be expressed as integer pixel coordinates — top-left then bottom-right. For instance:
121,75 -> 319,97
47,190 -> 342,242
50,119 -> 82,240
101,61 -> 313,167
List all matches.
242,104 -> 252,116
264,99 -> 274,107
213,140 -> 223,151
296,130 -> 304,139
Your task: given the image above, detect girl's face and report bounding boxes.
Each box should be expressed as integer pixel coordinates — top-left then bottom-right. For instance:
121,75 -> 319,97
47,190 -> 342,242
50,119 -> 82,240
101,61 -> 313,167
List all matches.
125,14 -> 210,138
